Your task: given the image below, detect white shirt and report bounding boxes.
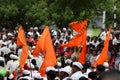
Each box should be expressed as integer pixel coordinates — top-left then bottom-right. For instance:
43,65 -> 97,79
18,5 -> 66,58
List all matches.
36,32 -> 40,37
91,40 -> 100,47
17,48 -> 22,57
2,34 -> 7,40
10,60 -> 19,72
18,76 -> 33,80
100,31 -> 106,40
113,37 -> 120,45
7,40 -> 12,46
6,60 -> 13,70
71,71 -> 87,80
0,46 -> 11,55
34,56 -> 43,68
28,32 -> 34,37
84,69 -> 92,78
9,42 -> 17,52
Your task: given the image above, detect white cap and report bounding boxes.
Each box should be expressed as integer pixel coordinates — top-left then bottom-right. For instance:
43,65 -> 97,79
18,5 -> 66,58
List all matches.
7,33 -> 13,36
46,66 -> 55,72
10,54 -> 18,60
23,70 -> 30,75
63,28 -> 66,31
0,57 -> 4,61
34,27 -> 38,30
60,66 -> 72,75
73,62 -> 83,69
65,59 -> 72,64
33,73 -> 41,79
103,62 -> 109,68
57,62 -> 61,67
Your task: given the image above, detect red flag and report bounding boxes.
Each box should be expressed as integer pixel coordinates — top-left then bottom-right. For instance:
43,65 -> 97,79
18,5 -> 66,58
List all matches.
93,27 -> 112,67
38,26 -> 57,77
17,25 -> 29,71
78,29 -> 87,64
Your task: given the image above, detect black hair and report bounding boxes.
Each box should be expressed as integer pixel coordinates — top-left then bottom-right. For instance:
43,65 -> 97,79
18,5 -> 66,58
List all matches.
88,72 -> 97,80
31,59 -> 36,65
96,65 -> 105,73
46,70 -> 56,80
79,77 -> 88,80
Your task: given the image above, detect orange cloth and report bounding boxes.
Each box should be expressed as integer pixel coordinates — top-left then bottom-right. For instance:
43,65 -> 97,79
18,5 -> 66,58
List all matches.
69,19 -> 88,33
93,27 -> 112,67
17,25 -> 29,71
78,29 -> 87,64
60,19 -> 88,47
20,46 -> 29,70
60,33 -> 82,47
32,26 -> 49,57
17,25 -> 27,46
38,26 -> 57,77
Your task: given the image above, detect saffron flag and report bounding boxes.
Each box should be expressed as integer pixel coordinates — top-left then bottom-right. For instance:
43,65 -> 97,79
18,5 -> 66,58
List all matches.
32,26 -> 49,57
17,25 -> 29,71
38,26 -> 57,77
60,33 -> 82,47
17,25 -> 27,46
69,19 -> 88,33
60,19 -> 88,47
93,27 -> 112,67
20,46 -> 29,70
78,28 -> 87,64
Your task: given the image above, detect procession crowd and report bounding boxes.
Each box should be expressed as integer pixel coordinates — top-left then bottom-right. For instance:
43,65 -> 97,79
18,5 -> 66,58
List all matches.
0,26 -> 120,80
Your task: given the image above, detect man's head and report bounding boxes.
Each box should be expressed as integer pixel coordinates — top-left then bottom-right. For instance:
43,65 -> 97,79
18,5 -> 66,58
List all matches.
96,65 -> 105,75
59,66 -> 71,80
72,62 -> 83,74
46,70 -> 56,80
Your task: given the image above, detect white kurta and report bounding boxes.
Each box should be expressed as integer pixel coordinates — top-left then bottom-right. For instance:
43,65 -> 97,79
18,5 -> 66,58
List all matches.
71,71 -> 87,80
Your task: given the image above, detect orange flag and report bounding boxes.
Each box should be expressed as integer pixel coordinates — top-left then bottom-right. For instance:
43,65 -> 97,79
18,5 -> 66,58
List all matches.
38,26 -> 57,77
93,27 -> 112,67
78,28 -> 87,64
69,19 -> 88,33
20,46 -> 29,70
17,25 -> 27,46
60,19 -> 88,47
60,33 -> 82,47
17,25 -> 29,70
32,26 -> 49,57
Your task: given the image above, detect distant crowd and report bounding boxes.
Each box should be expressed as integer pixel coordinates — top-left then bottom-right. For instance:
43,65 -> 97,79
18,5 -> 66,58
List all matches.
0,26 -> 120,80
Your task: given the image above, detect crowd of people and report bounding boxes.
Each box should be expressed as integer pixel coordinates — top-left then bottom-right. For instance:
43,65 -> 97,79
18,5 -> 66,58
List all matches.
0,26 -> 120,80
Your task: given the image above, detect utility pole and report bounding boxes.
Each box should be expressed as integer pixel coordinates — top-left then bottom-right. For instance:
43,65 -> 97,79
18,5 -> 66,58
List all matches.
102,11 -> 106,29
113,0 -> 116,28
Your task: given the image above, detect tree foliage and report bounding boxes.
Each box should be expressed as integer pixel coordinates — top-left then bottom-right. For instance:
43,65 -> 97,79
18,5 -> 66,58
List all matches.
0,0 -> 119,29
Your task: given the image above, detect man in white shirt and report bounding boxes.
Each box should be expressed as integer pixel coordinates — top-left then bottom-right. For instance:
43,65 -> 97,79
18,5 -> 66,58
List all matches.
59,66 -> 72,80
0,43 -> 11,55
70,62 -> 87,80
